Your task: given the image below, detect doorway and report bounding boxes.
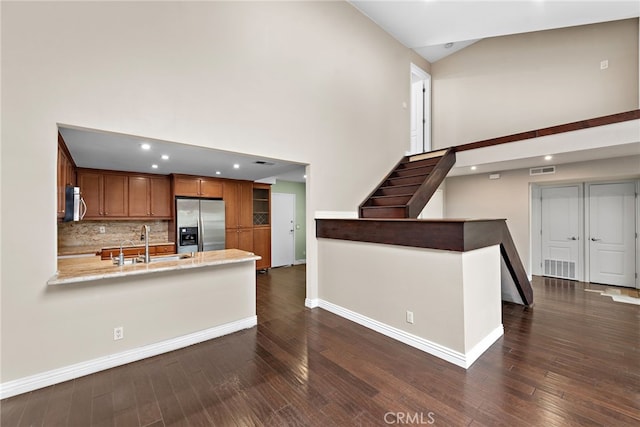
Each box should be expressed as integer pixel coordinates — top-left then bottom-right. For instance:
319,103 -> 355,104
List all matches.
533,180 -> 638,288
587,182 -> 636,287
271,192 -> 296,267
540,185 -> 583,281
410,64 -> 431,155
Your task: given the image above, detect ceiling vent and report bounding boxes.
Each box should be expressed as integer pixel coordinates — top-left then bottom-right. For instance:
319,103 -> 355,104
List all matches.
253,160 -> 275,166
530,166 -> 556,176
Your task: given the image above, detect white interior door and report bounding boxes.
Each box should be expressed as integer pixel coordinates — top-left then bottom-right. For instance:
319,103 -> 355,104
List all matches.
410,64 -> 430,155
410,80 -> 424,155
271,193 -> 295,267
541,186 -> 582,280
588,182 -> 636,287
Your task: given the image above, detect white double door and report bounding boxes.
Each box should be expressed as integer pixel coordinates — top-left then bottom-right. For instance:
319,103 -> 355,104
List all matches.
540,182 -> 637,287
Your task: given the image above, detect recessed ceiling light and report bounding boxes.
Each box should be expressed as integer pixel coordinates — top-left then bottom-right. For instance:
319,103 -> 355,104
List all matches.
471,166 -> 477,170
151,164 -> 158,169
215,171 -> 221,175
161,154 -> 169,160
233,164 -> 240,169
544,155 -> 553,160
444,42 -> 454,49
141,143 -> 151,150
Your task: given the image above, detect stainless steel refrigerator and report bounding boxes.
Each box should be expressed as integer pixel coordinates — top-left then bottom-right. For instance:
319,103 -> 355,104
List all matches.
176,198 -> 225,253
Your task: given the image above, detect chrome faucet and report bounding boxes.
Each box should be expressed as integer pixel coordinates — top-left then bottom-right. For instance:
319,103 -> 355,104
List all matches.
140,225 -> 150,263
115,240 -> 136,266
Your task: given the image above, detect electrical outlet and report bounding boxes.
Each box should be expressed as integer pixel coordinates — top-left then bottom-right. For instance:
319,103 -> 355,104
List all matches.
99,226 -> 106,234
113,326 -> 124,341
406,311 -> 414,324
600,59 -> 608,70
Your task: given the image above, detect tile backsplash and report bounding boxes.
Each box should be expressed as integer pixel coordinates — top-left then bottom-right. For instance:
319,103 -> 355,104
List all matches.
58,220 -> 170,249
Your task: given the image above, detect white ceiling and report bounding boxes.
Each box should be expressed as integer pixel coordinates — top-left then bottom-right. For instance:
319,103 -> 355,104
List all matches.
59,125 -> 307,183
350,1 -> 640,62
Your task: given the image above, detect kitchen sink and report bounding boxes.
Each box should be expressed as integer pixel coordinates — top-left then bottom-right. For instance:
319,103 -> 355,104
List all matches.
113,253 -> 193,266
148,253 -> 193,263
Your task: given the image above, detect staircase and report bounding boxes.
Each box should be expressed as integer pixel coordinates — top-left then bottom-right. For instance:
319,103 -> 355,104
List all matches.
359,147 -> 456,219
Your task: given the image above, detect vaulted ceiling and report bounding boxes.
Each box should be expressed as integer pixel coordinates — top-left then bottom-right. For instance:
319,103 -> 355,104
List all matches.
350,1 -> 640,62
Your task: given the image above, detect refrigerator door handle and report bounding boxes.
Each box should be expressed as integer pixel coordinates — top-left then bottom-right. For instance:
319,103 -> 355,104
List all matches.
198,209 -> 203,252
198,210 -> 203,252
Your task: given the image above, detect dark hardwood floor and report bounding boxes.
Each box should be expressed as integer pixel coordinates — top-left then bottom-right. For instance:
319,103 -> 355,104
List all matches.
2,267 -> 639,426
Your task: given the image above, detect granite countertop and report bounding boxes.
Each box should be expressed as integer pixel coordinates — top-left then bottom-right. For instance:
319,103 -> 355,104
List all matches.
58,242 -> 176,257
48,249 -> 260,286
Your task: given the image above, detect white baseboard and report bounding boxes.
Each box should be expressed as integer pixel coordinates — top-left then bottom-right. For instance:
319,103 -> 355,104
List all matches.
0,316 -> 257,399
316,300 -> 502,369
294,259 -> 306,265
464,325 -> 504,366
305,298 -> 319,308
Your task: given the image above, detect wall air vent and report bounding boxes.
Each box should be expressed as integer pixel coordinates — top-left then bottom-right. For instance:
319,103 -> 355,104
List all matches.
530,166 -> 556,176
544,259 -> 576,280
253,161 -> 275,166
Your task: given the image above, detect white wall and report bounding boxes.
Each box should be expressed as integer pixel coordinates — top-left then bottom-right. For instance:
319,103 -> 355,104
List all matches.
432,19 -> 639,147
318,239 -> 502,367
0,1 -> 429,382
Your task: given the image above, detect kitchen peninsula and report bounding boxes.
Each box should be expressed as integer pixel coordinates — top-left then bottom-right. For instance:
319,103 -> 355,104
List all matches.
49,249 -> 260,285
12,248 -> 262,399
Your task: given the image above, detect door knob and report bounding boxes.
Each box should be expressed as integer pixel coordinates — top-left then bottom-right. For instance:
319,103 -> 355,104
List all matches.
590,238 -> 601,241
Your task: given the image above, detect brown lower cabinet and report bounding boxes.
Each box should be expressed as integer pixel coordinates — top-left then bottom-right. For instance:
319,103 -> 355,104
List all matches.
100,243 -> 176,260
225,227 -> 253,253
253,226 -> 271,270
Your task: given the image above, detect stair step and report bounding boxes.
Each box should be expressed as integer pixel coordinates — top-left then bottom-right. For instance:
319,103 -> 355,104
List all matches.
375,184 -> 421,196
365,194 -> 412,206
399,156 -> 441,169
407,149 -> 448,162
360,205 -> 407,218
392,164 -> 435,178
385,173 -> 430,186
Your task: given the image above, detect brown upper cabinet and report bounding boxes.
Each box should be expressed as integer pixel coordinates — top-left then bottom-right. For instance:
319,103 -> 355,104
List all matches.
57,132 -> 77,219
79,169 -> 172,220
77,169 -> 129,218
223,180 -> 253,229
128,175 -> 171,219
173,175 -> 223,198
223,180 -> 254,253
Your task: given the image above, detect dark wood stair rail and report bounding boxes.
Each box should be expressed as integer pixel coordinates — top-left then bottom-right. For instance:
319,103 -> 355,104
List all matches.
316,218 -> 534,306
455,109 -> 640,152
358,147 -> 456,219
406,147 -> 456,218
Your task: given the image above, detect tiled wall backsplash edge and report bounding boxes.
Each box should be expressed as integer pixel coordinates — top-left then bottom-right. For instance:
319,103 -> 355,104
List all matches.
58,220 -> 170,249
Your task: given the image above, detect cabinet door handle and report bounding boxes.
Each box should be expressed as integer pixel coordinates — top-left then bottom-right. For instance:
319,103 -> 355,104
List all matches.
590,238 -> 601,241
568,237 -> 579,241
